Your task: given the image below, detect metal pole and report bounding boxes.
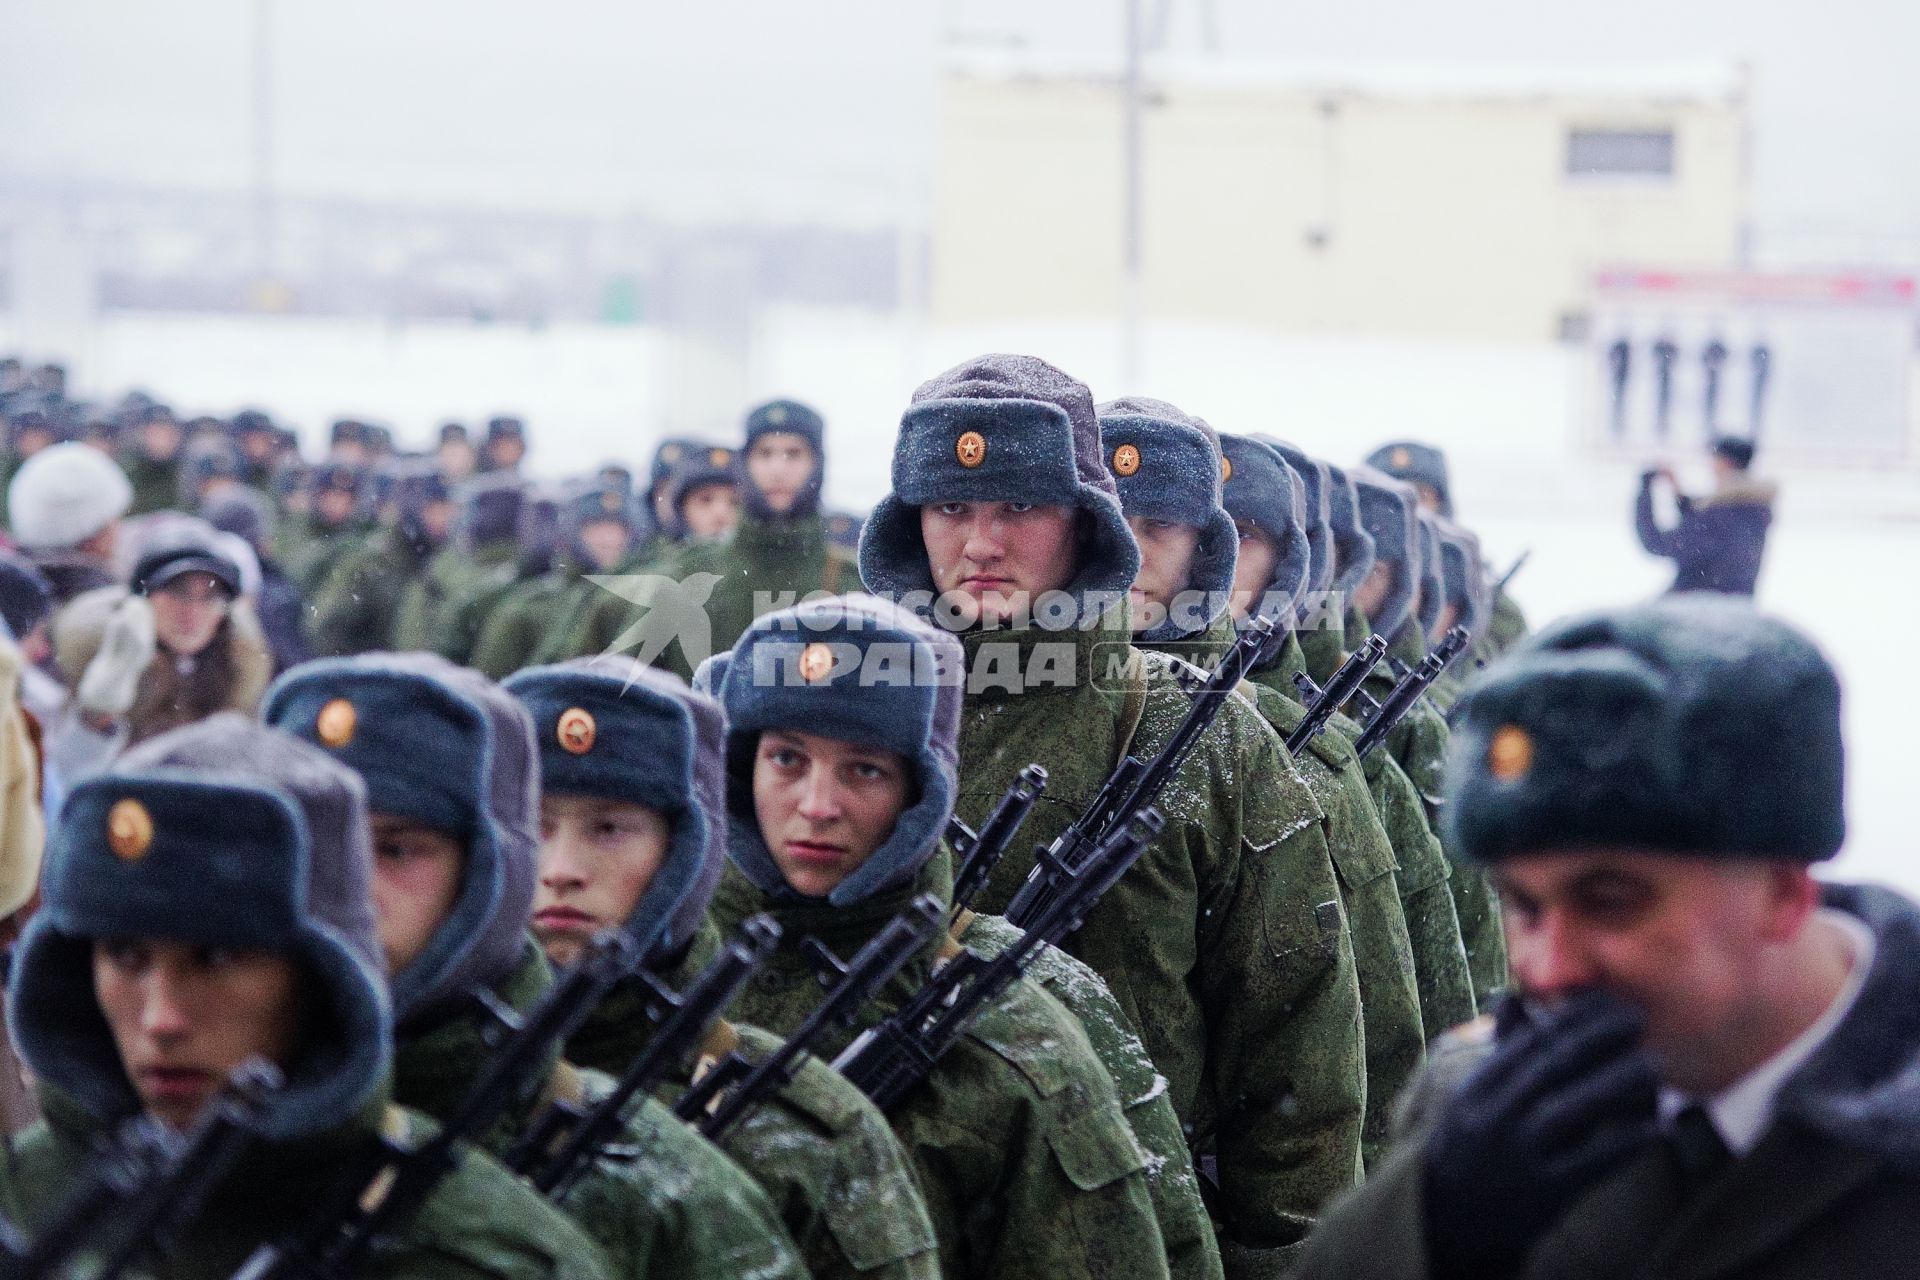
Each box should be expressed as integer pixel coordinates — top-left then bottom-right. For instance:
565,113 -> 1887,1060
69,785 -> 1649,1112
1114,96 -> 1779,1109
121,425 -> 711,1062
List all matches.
1121,0 -> 1143,387
252,0 -> 275,289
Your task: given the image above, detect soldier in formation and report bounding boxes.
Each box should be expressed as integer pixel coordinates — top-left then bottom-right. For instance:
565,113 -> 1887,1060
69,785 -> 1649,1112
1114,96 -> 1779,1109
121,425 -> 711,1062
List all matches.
33,349 -> 1901,1280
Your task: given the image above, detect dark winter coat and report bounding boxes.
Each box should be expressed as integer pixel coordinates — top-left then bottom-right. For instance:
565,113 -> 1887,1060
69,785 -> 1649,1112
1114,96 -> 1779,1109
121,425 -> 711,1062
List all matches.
24,548 -> 115,608
254,558 -> 310,672
1634,474 -> 1776,597
1297,883 -> 1920,1280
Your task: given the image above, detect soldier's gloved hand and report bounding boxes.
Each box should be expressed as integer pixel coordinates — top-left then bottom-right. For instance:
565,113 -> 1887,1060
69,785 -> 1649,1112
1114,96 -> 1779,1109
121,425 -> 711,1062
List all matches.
77,594 -> 156,718
1420,989 -> 1658,1280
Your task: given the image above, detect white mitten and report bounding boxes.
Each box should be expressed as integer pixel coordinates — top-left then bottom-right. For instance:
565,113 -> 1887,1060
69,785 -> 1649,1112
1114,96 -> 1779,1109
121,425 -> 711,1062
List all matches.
77,594 -> 157,718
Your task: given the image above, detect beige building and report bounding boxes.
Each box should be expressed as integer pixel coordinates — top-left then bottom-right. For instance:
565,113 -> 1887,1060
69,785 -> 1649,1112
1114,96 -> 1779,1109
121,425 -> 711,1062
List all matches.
929,58 -> 1750,342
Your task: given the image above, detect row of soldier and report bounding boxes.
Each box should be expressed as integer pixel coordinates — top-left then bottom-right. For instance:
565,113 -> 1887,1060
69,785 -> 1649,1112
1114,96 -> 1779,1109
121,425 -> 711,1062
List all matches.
0,351 -> 1536,1280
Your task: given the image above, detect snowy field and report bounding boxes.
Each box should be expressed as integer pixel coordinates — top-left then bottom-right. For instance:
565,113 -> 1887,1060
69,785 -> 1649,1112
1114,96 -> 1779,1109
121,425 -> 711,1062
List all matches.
7,308 -> 1916,892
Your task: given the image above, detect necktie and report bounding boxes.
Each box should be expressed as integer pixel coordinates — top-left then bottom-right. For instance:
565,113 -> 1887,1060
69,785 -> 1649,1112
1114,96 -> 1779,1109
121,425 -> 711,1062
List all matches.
1668,1104 -> 1732,1200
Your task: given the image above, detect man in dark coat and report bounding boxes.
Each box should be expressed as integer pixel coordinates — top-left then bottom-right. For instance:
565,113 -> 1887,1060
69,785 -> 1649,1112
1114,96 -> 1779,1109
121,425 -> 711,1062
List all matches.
1634,436 -> 1775,596
1297,595 -> 1920,1280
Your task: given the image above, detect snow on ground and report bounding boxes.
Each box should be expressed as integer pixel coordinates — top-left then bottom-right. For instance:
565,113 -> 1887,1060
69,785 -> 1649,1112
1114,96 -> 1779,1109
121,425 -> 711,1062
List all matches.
8,307 -> 1916,890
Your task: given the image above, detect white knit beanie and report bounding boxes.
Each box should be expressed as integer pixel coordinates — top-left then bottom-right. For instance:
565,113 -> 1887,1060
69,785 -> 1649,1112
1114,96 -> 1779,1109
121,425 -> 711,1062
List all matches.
7,443 -> 134,550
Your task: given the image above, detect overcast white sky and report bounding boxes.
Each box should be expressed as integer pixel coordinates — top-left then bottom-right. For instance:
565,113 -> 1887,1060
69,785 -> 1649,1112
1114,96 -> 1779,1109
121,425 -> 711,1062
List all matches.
2,0 -> 1916,246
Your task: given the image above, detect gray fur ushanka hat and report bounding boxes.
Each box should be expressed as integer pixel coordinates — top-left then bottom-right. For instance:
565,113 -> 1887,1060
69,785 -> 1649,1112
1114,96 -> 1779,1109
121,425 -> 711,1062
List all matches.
1261,438 -> 1335,602
1218,433 -> 1311,630
858,354 -> 1140,620
263,652 -> 538,1030
1414,509 -> 1446,643
695,593 -> 962,908
504,658 -> 725,962
1322,462 -> 1377,599
1097,396 -> 1238,642
1349,465 -> 1418,638
1446,596 -> 1844,865
1366,439 -> 1453,517
8,715 -> 390,1141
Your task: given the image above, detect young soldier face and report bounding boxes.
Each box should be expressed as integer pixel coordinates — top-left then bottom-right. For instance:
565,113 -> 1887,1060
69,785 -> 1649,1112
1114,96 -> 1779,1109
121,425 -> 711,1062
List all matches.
1494,851 -> 1821,1094
1351,557 -> 1396,621
746,434 -> 815,516
149,572 -> 232,657
486,438 -> 526,470
140,421 -> 183,462
751,729 -> 912,899
533,794 -> 672,969
420,499 -> 458,546
368,814 -> 467,975
576,519 -> 631,571
919,500 -> 1078,628
437,440 -> 477,481
316,487 -> 358,526
93,938 -> 304,1132
1125,515 -> 1200,631
1229,520 -> 1279,623
681,483 -> 740,540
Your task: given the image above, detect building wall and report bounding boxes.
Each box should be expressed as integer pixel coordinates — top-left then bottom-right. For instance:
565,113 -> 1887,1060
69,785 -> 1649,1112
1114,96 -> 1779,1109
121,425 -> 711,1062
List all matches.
929,70 -> 1748,342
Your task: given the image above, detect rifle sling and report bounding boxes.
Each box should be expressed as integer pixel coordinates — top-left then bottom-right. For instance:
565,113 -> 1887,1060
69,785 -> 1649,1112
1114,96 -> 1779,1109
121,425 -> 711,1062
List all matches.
1111,658 -> 1149,773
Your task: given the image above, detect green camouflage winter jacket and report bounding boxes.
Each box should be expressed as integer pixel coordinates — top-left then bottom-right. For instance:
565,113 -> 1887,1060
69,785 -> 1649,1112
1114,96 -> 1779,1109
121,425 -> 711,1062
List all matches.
1360,622 -> 1507,1007
565,920 -> 942,1280
575,513 -> 856,679
309,525 -> 436,657
391,540 -> 519,662
710,849 -> 1173,1280
0,1084 -> 612,1280
392,943 -> 808,1280
955,910 -> 1224,1280
1150,618 -> 1422,1173
945,613 -> 1365,1279
1250,631 -> 1477,1039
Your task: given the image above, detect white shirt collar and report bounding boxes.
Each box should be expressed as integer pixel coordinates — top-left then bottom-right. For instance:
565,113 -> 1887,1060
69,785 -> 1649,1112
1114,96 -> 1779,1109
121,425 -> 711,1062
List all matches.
1658,908 -> 1875,1157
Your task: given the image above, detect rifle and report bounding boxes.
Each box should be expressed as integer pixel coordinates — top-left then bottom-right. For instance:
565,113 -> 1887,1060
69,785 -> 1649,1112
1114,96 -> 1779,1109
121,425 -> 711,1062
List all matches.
231,928 -> 651,1280
676,896 -> 944,1142
1285,635 -> 1387,755
1001,617 -> 1272,930
508,916 -> 781,1199
1350,626 -> 1470,761
4,1059 -> 282,1280
1491,549 -> 1530,600
948,765 -> 1048,916
835,810 -> 1164,1112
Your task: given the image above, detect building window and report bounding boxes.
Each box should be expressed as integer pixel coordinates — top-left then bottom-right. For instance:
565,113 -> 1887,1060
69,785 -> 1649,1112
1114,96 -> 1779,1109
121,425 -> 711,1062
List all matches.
1566,129 -> 1675,179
